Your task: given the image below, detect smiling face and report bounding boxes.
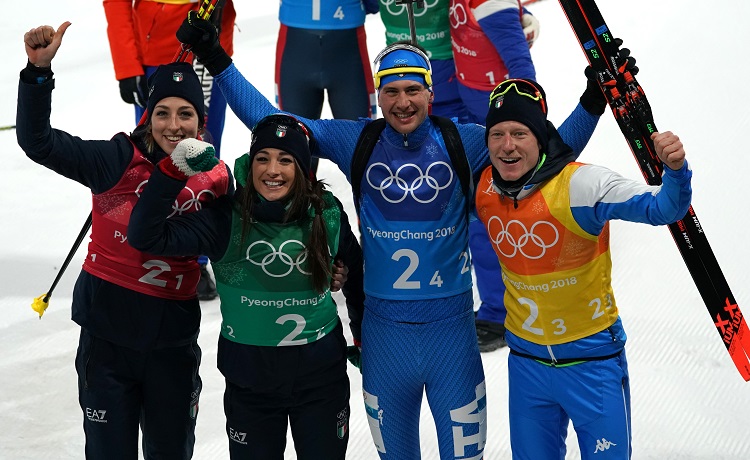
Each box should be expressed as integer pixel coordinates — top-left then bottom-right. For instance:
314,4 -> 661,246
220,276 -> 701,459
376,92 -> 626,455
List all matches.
149,97 -> 200,154
251,147 -> 297,202
378,79 -> 434,134
487,120 -> 541,182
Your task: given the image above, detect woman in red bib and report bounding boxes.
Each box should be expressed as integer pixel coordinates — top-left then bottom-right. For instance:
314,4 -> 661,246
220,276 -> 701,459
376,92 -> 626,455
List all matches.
19,22 -> 231,459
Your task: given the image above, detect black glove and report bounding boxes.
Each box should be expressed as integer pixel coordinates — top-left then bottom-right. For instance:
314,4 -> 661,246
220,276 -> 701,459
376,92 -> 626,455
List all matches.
580,38 -> 640,116
613,38 -> 639,76
176,10 -> 232,76
579,72 -> 607,116
118,75 -> 148,108
346,345 -> 362,373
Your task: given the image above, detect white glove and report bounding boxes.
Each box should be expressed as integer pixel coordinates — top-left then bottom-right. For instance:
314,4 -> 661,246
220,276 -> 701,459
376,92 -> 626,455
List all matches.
522,13 -> 540,48
160,138 -> 218,180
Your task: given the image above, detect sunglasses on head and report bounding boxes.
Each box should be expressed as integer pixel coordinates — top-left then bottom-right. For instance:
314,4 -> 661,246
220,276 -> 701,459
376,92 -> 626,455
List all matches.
489,79 -> 547,115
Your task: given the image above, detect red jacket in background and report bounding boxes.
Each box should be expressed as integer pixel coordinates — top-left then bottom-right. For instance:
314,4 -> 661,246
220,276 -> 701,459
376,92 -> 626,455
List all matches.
103,0 -> 236,80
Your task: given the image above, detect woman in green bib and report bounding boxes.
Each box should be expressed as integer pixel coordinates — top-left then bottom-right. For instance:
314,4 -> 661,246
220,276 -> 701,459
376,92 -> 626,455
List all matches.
128,114 -> 364,459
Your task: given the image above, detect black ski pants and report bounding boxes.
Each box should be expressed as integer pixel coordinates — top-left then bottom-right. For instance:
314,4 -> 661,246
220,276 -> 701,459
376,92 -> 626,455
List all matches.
75,329 -> 202,460
220,322 -> 350,460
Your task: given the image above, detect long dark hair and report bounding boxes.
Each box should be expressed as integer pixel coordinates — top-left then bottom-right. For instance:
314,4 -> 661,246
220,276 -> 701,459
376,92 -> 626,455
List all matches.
237,161 -> 332,294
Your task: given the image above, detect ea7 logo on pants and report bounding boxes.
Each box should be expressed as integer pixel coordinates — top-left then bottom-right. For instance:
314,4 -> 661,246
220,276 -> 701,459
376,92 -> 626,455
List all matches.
229,427 -> 248,445
85,408 -> 107,423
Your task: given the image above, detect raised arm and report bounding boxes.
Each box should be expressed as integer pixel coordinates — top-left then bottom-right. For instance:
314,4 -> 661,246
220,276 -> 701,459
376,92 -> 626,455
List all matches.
128,139 -> 234,260
176,12 -> 367,178
24,21 -> 70,67
570,132 -> 691,233
18,22 -> 136,193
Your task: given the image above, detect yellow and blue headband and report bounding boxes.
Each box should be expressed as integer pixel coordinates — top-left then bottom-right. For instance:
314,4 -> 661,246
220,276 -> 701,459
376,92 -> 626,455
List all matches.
373,44 -> 432,89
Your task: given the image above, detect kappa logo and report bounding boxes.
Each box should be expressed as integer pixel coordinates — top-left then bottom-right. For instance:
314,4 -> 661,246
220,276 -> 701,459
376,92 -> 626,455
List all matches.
593,438 -> 617,453
85,408 -> 107,423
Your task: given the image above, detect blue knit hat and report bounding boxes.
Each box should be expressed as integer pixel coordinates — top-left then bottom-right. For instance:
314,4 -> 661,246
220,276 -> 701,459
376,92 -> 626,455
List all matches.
146,62 -> 205,127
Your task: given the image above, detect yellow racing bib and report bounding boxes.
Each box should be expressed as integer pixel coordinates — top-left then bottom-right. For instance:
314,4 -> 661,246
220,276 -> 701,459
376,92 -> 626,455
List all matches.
475,163 -> 619,345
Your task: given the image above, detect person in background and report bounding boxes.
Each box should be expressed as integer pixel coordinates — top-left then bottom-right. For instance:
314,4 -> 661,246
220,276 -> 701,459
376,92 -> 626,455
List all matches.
19,22 -> 231,459
276,0 -> 379,120
378,0 -> 468,120
128,114 -> 364,459
451,0 -> 538,123
102,0 -> 238,300
175,13 -> 605,457
449,0 -> 540,352
276,0 -> 380,174
476,78 -> 691,459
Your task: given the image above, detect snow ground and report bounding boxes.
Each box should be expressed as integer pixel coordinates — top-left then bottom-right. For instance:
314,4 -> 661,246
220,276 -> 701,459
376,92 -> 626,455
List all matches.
2,1 -> 749,458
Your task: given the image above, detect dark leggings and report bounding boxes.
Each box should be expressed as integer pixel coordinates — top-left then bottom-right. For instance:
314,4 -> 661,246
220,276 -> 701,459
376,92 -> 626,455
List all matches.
275,24 -> 374,121
75,330 -> 202,460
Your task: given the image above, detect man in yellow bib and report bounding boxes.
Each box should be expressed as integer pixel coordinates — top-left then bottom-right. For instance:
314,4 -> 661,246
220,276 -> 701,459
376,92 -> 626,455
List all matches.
475,78 -> 691,459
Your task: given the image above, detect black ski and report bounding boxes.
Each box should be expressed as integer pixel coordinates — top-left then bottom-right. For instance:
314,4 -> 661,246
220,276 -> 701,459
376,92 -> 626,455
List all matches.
558,0 -> 750,381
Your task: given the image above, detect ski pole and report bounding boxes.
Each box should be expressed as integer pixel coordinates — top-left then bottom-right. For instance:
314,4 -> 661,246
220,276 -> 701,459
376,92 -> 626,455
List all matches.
395,0 -> 424,46
175,0 -> 223,62
32,0 -> 224,318
137,0 -> 223,126
0,125 -> 15,131
31,213 -> 92,318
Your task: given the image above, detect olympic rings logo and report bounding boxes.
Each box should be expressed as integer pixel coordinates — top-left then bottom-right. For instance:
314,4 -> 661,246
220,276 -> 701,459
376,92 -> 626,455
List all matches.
246,240 -> 311,278
366,161 -> 454,204
449,2 -> 468,29
487,216 -> 559,259
135,180 -> 217,218
382,0 -> 439,17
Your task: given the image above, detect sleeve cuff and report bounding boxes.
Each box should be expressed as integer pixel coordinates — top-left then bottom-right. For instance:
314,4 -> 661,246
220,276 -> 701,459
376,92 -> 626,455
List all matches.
21,61 -> 53,85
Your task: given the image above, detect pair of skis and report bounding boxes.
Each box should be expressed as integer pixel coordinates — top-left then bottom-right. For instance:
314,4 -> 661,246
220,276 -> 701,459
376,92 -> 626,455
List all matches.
557,0 -> 750,380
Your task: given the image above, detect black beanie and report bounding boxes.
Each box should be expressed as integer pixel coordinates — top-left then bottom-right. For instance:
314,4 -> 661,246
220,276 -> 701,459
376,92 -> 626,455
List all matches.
146,62 -> 205,127
485,79 -> 548,154
249,115 -> 312,176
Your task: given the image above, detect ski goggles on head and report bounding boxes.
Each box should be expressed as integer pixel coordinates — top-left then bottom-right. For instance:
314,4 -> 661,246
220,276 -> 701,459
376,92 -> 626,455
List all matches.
489,79 -> 547,115
373,43 -> 433,88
